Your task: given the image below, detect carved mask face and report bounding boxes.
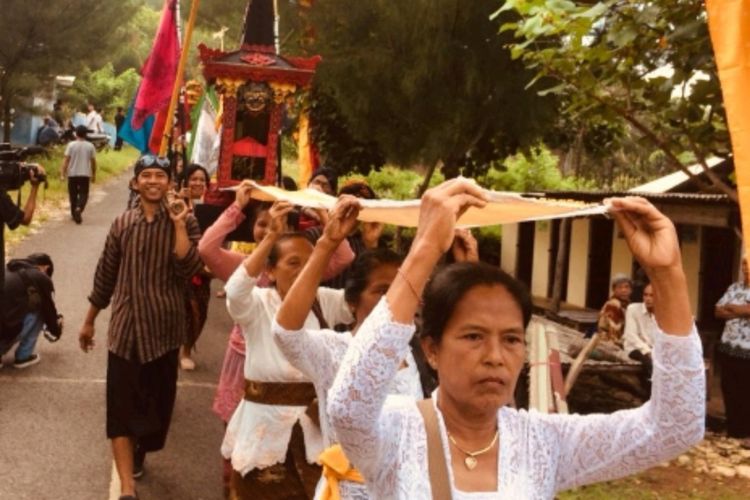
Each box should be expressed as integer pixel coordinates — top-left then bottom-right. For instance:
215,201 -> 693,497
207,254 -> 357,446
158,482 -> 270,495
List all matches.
241,82 -> 271,115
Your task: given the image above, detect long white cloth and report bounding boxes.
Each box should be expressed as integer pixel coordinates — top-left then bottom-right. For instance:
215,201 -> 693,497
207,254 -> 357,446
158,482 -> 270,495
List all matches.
228,179 -> 608,228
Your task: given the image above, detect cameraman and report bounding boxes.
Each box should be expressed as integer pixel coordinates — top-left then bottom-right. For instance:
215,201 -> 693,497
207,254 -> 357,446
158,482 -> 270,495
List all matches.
0,253 -> 61,368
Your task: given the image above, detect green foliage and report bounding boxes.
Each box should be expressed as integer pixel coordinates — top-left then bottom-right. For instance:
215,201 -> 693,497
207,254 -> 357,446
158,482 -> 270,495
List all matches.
114,2 -> 224,83
498,0 -> 734,196
309,88 -> 386,176
481,146 -> 593,192
307,0 -> 557,176
111,4 -> 163,73
65,65 -> 140,120
342,166 -> 445,200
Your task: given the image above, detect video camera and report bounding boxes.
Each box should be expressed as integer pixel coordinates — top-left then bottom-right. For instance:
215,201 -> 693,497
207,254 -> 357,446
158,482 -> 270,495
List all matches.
0,143 -> 47,191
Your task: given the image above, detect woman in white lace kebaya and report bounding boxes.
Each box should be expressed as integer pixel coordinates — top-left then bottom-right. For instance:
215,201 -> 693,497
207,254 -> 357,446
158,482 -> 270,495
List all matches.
223,200 -> 355,499
328,178 -> 705,499
273,198 -> 424,498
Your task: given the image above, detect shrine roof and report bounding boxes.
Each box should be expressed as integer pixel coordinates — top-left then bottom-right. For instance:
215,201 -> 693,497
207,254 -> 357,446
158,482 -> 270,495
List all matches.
199,44 -> 320,86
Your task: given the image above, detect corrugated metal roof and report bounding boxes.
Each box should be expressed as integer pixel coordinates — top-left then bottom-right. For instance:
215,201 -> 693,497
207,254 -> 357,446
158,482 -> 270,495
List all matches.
627,157 -> 725,193
529,191 -> 734,205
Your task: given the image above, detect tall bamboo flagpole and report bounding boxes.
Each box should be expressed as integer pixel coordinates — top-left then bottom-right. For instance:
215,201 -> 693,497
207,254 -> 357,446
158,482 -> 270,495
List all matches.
160,0 -> 201,157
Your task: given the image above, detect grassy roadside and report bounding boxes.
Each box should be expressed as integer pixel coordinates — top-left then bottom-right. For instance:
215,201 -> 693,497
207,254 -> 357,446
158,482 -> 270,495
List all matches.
3,145 -> 139,252
558,433 -> 750,499
559,464 -> 750,499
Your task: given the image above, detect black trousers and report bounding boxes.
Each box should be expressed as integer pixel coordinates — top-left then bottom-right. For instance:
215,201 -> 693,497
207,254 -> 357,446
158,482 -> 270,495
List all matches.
67,176 -> 90,215
719,351 -> 750,438
106,349 -> 179,452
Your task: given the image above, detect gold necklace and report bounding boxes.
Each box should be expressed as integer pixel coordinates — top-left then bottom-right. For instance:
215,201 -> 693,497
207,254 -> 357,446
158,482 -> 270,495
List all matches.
447,430 -> 499,470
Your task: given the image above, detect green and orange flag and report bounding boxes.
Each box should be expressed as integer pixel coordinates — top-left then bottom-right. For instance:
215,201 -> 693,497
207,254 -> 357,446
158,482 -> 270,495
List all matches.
707,0 -> 750,254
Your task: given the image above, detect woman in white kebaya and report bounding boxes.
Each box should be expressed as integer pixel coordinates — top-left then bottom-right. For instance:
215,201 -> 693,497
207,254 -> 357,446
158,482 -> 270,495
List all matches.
327,178 -> 705,499
223,199 -> 356,499
273,197 -> 423,498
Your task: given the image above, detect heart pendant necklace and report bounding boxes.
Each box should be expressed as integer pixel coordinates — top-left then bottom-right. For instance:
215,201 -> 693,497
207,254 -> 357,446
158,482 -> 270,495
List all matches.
447,430 -> 499,470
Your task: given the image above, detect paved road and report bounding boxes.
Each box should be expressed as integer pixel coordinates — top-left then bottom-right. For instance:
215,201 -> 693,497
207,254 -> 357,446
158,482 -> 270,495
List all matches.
0,171 -> 231,500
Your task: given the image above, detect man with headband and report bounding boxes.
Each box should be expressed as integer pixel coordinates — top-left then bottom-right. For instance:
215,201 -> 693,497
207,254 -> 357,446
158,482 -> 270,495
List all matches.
78,155 -> 204,500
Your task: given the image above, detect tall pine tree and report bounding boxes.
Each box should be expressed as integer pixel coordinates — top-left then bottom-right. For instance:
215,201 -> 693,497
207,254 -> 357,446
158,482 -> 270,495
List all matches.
308,0 -> 557,184
0,0 -> 138,140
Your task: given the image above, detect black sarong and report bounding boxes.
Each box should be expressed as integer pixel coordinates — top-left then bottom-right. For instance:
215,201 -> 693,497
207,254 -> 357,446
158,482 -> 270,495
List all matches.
106,349 -> 179,452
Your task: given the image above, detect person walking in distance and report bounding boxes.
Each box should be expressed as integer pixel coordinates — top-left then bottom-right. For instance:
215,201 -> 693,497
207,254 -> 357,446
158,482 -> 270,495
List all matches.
60,125 -> 96,224
86,103 -> 103,134
78,155 -> 203,500
114,107 -> 126,151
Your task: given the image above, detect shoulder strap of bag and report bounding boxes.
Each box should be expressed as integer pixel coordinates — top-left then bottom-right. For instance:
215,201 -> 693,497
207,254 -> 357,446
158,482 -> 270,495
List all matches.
311,297 -> 329,330
16,268 -> 42,309
416,398 -> 453,500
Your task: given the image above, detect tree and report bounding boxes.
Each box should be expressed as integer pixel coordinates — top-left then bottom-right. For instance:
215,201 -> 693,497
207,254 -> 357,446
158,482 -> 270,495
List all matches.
65,64 -> 140,120
0,0 -> 139,140
498,0 -> 736,200
306,0 -> 557,189
308,88 -> 386,175
111,4 -> 163,74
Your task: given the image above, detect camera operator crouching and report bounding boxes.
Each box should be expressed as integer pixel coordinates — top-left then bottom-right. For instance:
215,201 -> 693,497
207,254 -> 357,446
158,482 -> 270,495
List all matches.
0,148 -> 46,343
0,253 -> 62,368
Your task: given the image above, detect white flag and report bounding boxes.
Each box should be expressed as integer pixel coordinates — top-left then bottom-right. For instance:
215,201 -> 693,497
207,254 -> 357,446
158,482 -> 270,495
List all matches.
190,96 -> 220,175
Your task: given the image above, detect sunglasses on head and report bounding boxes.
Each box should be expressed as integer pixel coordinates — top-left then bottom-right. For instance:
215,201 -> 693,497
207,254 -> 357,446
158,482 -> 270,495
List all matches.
138,155 -> 171,169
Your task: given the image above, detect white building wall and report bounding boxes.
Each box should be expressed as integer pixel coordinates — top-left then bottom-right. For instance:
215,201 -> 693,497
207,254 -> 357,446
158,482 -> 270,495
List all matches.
610,228 -> 633,279
501,224 -> 519,276
566,219 -> 590,308
531,221 -> 552,297
680,226 -> 702,316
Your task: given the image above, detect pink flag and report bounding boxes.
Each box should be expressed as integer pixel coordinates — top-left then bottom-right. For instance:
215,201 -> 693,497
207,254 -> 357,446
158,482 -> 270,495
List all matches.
132,0 -> 180,129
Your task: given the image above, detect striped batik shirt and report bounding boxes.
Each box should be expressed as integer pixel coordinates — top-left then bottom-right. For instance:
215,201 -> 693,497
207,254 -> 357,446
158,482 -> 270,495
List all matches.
88,203 -> 204,363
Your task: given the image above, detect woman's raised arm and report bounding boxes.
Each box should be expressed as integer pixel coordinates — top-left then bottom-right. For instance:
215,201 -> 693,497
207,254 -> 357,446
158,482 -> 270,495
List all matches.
327,179 -> 488,478
551,198 -> 704,491
607,197 -> 691,335
198,180 -> 253,282
386,178 -> 488,324
276,196 -> 360,330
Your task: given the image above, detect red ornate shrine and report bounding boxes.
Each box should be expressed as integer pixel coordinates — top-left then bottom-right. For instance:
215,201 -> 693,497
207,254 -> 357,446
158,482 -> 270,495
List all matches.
198,0 -> 320,190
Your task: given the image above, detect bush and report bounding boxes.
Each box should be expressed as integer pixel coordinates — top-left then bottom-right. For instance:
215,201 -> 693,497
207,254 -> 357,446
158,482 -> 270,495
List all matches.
341,165 -> 445,200
480,146 -> 594,193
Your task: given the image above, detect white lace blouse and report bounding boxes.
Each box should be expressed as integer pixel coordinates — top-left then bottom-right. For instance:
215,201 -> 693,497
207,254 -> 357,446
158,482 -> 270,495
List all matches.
327,298 -> 705,499
222,265 -> 354,475
273,321 -> 423,499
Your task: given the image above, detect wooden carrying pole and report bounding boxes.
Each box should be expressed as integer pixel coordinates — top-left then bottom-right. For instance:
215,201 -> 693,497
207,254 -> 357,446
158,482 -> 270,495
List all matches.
159,0 -> 201,157
564,332 -> 600,395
